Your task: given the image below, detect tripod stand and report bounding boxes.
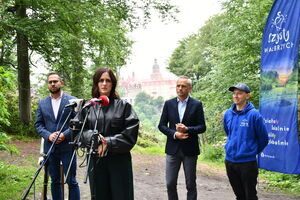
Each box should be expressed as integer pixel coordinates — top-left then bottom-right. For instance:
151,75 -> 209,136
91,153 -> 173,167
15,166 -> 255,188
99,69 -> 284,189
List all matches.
21,107 -> 74,200
65,104 -> 103,185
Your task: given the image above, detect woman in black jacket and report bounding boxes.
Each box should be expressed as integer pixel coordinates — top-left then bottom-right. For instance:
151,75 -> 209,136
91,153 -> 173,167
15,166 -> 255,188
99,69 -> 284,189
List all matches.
79,67 -> 139,200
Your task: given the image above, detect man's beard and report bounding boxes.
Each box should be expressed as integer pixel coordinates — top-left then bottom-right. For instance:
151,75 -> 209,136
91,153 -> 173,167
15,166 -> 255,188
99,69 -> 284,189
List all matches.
49,87 -> 61,94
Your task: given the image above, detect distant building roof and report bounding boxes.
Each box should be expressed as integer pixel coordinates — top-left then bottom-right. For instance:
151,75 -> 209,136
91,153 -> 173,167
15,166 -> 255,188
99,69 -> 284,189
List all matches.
119,59 -> 177,103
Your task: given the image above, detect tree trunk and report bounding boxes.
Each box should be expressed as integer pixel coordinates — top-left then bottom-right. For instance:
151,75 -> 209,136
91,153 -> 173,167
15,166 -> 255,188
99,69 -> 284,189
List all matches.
16,0 -> 31,124
70,40 -> 84,98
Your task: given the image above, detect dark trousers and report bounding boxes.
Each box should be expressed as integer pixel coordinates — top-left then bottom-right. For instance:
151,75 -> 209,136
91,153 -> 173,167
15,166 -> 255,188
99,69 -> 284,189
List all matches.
48,151 -> 80,200
89,153 -> 134,200
166,150 -> 198,200
225,160 -> 258,200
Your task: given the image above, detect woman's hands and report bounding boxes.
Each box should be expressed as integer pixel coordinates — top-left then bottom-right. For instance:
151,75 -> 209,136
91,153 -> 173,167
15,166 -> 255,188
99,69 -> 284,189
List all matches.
98,134 -> 108,157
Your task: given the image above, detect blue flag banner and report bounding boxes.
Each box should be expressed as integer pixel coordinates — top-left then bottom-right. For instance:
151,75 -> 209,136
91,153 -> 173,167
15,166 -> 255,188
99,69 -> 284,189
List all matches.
259,0 -> 300,174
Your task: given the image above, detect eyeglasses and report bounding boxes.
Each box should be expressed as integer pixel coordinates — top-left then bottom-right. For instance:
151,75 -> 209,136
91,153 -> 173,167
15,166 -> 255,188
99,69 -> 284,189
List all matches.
48,80 -> 59,84
176,84 -> 188,88
99,79 -> 112,83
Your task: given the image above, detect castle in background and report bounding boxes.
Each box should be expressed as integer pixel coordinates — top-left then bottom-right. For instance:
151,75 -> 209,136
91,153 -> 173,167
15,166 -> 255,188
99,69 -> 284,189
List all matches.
119,59 -> 177,104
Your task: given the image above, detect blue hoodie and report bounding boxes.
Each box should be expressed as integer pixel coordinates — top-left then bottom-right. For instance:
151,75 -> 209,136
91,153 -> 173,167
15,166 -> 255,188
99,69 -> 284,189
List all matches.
223,102 -> 269,163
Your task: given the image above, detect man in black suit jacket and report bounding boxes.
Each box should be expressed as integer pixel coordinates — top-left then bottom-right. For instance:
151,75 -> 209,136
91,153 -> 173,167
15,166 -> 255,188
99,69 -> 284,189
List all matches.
158,76 -> 206,200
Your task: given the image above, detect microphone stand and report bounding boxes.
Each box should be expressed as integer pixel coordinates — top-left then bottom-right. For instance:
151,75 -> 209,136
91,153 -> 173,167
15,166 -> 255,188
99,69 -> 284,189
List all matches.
41,156 -> 49,200
21,108 -> 74,200
64,108 -> 90,183
84,105 -> 102,184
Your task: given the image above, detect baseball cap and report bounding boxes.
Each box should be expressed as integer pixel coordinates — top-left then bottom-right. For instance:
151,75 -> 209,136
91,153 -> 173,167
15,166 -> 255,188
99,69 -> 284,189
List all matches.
229,83 -> 250,93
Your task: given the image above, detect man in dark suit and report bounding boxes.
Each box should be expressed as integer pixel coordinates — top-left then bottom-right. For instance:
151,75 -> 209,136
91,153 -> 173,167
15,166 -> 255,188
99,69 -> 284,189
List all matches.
158,76 -> 206,200
35,72 -> 80,200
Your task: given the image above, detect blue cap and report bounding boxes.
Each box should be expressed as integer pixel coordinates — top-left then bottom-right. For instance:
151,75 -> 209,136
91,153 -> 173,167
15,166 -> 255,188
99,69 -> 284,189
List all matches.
229,83 -> 250,93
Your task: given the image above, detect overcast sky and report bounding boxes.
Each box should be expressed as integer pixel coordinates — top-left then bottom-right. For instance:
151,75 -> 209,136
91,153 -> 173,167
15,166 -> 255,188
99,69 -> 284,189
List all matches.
120,0 -> 223,79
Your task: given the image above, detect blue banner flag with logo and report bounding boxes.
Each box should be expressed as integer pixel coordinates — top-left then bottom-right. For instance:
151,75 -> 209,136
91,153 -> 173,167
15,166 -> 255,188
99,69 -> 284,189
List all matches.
259,0 -> 300,174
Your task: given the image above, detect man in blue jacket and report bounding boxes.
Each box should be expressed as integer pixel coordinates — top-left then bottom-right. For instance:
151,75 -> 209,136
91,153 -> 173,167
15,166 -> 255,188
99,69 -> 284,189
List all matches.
158,76 -> 206,200
223,83 -> 269,200
35,72 -> 80,200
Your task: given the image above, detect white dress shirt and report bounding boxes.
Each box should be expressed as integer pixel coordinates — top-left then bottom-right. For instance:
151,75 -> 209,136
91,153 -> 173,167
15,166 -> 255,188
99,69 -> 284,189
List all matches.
51,92 -> 63,120
177,96 -> 189,123
174,96 -> 189,139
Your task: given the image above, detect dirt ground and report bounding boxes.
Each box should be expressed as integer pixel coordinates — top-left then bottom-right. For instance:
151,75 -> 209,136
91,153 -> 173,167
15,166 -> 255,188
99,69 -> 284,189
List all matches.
1,139 -> 299,200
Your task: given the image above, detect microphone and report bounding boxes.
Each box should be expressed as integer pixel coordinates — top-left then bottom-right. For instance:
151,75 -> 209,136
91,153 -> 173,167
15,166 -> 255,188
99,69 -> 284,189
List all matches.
65,99 -> 85,112
65,102 -> 77,108
82,96 -> 110,109
98,96 -> 110,107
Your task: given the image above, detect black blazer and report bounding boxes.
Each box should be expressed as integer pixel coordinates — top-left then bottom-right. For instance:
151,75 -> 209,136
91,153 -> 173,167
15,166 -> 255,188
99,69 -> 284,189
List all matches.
158,97 -> 206,156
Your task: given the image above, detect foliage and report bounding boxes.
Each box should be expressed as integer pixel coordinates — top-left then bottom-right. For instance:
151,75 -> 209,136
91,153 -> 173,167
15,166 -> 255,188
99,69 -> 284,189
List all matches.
136,123 -> 165,148
0,162 -> 43,200
0,66 -> 14,125
259,169 -> 300,194
168,1 -> 300,194
168,15 -> 220,81
0,132 -> 18,154
134,92 -> 166,152
168,0 -> 274,144
199,142 -> 225,163
132,145 -> 164,155
0,66 -> 20,152
134,92 -> 164,127
1,0 -> 178,78
133,92 -> 166,154
1,92 -> 38,137
0,0 -> 178,125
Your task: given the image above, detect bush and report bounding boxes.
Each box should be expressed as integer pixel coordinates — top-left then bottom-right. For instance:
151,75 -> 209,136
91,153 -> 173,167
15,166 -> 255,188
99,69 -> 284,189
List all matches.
0,132 -> 18,154
259,169 -> 300,194
134,122 -> 165,154
136,123 -> 164,148
199,142 -> 225,163
1,92 -> 38,137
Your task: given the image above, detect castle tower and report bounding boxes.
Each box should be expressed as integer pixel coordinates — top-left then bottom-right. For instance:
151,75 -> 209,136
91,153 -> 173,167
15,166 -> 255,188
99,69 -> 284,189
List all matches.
150,59 -> 163,80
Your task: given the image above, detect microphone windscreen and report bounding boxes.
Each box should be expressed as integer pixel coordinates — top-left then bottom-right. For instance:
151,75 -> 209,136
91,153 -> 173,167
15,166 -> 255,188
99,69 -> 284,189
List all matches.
99,96 -> 110,107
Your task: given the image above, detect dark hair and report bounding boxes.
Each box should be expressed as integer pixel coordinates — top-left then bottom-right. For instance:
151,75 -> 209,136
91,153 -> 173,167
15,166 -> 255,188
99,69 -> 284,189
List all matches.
47,72 -> 62,81
92,67 -> 119,99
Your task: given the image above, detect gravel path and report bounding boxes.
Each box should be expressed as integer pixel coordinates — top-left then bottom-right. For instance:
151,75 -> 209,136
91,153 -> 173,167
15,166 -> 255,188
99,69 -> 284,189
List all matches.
1,140 -> 299,200
66,153 -> 300,200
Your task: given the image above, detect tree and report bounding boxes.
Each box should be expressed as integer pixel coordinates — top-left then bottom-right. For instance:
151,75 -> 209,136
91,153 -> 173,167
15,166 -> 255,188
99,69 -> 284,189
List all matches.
0,0 -> 178,125
168,15 -> 221,81
16,0 -> 31,124
168,0 -> 274,142
0,65 -> 18,152
134,92 -> 164,127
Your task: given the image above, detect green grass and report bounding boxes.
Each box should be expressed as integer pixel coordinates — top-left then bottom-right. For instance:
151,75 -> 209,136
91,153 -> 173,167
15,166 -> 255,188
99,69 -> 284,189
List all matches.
0,162 -> 43,200
259,169 -> 300,194
132,145 -> 165,155
198,155 -> 225,168
10,135 -> 37,142
3,134 -> 300,197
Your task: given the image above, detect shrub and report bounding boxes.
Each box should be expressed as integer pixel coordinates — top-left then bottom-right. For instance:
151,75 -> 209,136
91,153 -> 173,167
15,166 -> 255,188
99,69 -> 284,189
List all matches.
1,92 -> 38,137
0,132 -> 18,154
259,169 -> 300,194
200,142 -> 225,163
136,123 -> 164,148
